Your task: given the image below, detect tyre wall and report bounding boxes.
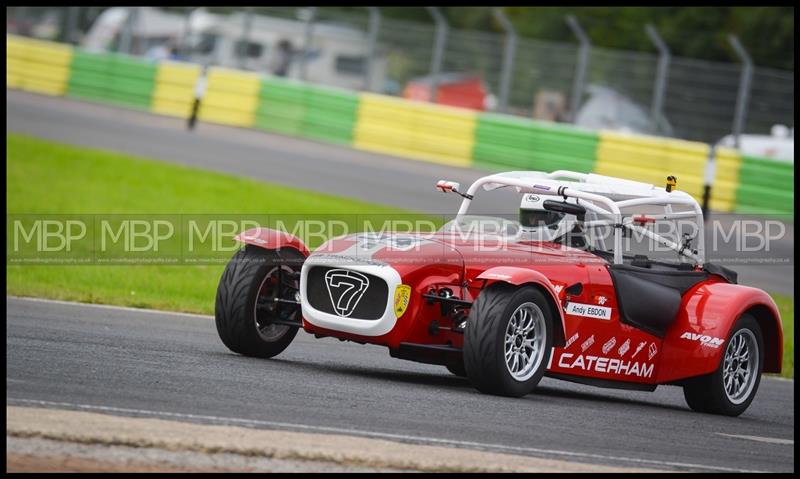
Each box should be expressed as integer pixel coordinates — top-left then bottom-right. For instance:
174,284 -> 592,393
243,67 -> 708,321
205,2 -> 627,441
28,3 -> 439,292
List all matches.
734,155 -> 794,215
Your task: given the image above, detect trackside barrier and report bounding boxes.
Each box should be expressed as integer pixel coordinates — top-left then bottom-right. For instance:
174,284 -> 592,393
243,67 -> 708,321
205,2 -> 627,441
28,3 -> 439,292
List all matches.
303,85 -> 360,145
150,61 -> 201,119
594,133 -> 748,212
734,155 -> 794,214
7,35 -> 73,96
595,132 -> 708,210
354,93 -> 477,167
8,34 -> 792,214
198,67 -> 261,127
256,77 -> 306,135
68,51 -> 157,109
472,113 -> 599,173
708,147 -> 743,213
255,77 -> 359,145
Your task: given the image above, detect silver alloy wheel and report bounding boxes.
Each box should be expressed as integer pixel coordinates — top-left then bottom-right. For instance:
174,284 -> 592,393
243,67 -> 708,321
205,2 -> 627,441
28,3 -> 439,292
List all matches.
722,328 -> 759,405
254,265 -> 296,341
504,302 -> 546,382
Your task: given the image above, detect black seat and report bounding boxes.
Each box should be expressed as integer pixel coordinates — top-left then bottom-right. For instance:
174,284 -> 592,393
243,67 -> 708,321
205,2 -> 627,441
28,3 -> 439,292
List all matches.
608,263 -> 713,337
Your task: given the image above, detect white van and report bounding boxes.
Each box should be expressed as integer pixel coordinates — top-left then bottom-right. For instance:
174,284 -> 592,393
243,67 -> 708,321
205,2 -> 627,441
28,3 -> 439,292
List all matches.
82,7 -> 387,91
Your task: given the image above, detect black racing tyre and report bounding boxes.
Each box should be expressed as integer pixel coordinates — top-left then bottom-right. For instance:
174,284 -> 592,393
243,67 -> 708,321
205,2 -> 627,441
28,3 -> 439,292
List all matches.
215,245 -> 304,358
445,359 -> 468,378
682,314 -> 764,417
463,283 -> 554,397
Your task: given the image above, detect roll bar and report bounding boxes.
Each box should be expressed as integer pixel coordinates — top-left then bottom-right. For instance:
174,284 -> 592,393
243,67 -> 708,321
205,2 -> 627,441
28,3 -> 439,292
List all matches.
441,171 -> 705,265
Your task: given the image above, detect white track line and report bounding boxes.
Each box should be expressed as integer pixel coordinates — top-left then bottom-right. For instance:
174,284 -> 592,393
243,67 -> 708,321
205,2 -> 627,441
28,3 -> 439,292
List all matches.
7,296 -> 212,320
715,433 -> 793,445
7,398 -> 767,473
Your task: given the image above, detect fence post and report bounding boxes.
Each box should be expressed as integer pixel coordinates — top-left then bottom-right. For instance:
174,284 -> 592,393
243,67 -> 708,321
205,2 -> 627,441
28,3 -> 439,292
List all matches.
237,8 -> 254,70
15,7 -> 31,33
728,35 -> 753,149
645,24 -> 670,133
180,8 -> 194,60
566,15 -> 590,123
492,7 -> 517,114
365,7 -> 381,91
426,7 -> 448,103
118,7 -> 138,55
300,7 -> 317,81
65,7 -> 80,44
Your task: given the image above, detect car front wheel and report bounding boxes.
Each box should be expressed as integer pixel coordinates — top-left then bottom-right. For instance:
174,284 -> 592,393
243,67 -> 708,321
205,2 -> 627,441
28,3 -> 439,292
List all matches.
463,283 -> 554,397
215,246 -> 303,358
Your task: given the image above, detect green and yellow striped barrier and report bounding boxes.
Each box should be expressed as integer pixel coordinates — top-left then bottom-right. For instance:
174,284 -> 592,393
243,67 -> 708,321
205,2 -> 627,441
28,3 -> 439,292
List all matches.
199,67 -> 261,127
734,155 -> 794,215
7,35 -> 73,96
354,93 -> 477,167
151,60 -> 201,118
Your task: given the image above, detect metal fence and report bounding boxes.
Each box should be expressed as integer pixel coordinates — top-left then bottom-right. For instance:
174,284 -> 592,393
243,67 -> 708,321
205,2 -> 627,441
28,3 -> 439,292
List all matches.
6,6 -> 795,145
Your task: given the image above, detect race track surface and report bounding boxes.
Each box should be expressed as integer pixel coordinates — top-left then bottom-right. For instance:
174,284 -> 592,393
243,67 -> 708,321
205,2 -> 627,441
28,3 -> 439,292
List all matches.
6,90 -> 793,296
6,298 -> 794,472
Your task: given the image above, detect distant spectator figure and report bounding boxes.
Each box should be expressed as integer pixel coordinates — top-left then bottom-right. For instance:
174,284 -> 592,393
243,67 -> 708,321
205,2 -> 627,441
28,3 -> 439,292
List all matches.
168,45 -> 182,61
271,39 -> 293,77
145,42 -> 170,62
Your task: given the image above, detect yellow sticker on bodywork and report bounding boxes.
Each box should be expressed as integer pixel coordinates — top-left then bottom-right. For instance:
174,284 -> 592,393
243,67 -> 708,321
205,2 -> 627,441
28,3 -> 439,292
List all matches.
394,285 -> 411,318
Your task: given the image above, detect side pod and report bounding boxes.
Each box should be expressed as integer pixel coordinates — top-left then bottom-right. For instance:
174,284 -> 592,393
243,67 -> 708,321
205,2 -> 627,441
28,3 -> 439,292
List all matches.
656,282 -> 783,383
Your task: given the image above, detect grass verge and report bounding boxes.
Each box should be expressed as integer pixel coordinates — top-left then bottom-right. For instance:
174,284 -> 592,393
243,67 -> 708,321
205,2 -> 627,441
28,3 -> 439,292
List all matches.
6,133 -> 421,314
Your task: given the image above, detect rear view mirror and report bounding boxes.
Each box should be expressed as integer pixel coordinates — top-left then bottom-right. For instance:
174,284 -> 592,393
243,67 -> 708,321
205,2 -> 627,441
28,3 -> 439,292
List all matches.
543,199 -> 586,219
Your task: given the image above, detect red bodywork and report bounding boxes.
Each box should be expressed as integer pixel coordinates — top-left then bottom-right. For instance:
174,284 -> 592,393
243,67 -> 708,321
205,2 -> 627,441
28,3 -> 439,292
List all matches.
237,227 -> 783,387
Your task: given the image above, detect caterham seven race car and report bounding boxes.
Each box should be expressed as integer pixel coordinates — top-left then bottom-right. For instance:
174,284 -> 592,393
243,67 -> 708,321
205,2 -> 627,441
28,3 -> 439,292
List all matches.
215,170 -> 783,416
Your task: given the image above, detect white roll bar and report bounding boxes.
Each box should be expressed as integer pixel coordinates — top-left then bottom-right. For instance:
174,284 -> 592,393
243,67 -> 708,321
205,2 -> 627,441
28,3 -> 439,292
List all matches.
448,171 -> 705,266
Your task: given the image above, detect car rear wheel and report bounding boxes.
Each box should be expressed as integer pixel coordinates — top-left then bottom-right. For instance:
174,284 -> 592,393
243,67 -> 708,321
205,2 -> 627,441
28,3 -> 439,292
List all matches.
682,314 -> 763,416
463,283 -> 554,397
215,246 -> 304,358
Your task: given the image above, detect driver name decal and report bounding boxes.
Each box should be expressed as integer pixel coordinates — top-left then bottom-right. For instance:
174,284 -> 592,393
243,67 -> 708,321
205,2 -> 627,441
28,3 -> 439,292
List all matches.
565,302 -> 612,320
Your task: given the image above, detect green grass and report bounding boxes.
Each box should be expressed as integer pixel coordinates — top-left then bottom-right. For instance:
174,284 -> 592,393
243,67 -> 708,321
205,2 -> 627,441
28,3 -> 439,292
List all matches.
770,293 -> 794,379
6,133 -> 794,378
6,133 -> 423,314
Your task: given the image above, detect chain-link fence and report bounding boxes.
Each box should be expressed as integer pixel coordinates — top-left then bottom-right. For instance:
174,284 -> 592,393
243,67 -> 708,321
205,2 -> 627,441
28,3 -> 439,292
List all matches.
6,6 -> 794,145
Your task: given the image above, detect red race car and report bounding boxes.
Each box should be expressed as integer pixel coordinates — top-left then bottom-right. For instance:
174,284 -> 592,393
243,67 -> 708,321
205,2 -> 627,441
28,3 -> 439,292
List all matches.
215,170 -> 782,416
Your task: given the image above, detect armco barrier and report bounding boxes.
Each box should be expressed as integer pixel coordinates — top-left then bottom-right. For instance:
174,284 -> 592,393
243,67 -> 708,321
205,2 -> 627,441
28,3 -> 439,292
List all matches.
734,155 -> 794,215
472,113 -> 598,173
354,93 -> 477,167
68,51 -> 157,109
7,35 -> 73,96
151,61 -> 201,119
256,77 -> 359,145
198,67 -> 261,127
